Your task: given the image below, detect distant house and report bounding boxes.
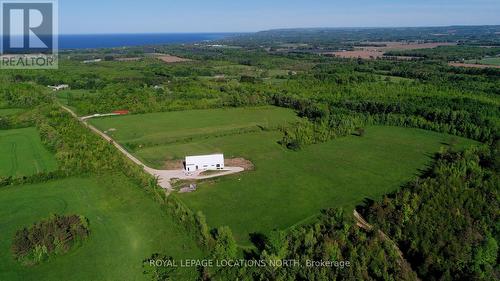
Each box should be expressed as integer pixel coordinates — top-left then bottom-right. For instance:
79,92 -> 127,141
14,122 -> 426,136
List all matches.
185,154 -> 224,172
82,58 -> 102,64
48,84 -> 69,91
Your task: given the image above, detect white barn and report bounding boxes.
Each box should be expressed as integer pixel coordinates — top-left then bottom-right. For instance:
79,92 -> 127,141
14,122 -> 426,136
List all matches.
48,84 -> 69,91
185,154 -> 224,172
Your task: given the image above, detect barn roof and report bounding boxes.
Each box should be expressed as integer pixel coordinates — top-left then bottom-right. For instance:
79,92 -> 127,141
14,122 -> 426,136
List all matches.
185,154 -> 224,162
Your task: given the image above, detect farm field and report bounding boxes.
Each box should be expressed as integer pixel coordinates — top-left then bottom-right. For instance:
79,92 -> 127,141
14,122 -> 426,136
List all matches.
465,57 -> 500,66
170,126 -> 477,245
89,106 -> 298,162
156,54 -> 192,63
449,62 -> 500,69
0,175 -> 201,281
328,42 -> 455,59
0,127 -> 58,177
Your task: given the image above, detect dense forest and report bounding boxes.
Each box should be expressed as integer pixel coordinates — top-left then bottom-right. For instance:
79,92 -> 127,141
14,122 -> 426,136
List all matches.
174,208 -> 416,281
361,146 -> 499,281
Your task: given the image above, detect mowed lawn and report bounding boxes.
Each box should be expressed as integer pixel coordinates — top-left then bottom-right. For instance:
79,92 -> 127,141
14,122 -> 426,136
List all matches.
89,106 -> 298,157
0,175 -> 201,281
171,126 -> 477,245
0,127 -> 58,177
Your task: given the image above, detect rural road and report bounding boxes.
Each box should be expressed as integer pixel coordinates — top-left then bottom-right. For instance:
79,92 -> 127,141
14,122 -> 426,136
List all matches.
354,209 -> 422,280
59,104 -> 244,190
354,210 -> 409,267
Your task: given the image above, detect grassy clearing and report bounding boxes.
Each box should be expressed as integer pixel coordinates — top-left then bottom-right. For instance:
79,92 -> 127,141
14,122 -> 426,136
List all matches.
55,90 -> 97,115
170,126 -> 477,245
212,64 -> 260,76
211,64 -> 296,79
55,89 -> 96,105
0,175 -> 201,281
0,108 -> 24,116
0,127 -> 58,177
466,57 -> 500,66
89,106 -> 298,159
376,74 -> 414,83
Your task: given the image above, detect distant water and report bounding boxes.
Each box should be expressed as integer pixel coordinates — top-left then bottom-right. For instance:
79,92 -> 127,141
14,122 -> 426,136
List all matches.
58,33 -> 234,49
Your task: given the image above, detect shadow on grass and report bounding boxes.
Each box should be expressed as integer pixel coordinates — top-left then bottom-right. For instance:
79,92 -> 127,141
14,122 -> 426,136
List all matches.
243,232 -> 269,259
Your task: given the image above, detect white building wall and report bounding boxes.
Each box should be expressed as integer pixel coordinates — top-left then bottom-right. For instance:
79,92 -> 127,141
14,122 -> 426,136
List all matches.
185,154 -> 224,172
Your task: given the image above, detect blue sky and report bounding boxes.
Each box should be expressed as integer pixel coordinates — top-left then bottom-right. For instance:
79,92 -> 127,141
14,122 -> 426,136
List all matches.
59,0 -> 500,34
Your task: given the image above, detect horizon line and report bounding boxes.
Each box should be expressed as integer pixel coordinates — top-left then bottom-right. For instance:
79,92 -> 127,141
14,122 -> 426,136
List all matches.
57,24 -> 500,36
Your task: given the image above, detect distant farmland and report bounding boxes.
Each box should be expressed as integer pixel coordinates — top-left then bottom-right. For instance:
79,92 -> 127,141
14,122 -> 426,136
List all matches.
450,57 -> 500,68
479,57 -> 500,66
328,41 -> 455,59
0,127 -> 57,177
156,54 -> 192,63
466,57 -> 500,65
449,62 -> 500,69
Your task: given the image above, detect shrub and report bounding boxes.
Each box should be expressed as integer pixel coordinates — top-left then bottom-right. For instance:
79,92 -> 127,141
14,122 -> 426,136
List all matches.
355,127 -> 366,137
11,214 -> 90,266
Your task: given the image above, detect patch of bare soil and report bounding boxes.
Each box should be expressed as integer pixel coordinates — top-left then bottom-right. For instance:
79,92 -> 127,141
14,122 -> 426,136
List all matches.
225,158 -> 254,170
157,54 -> 192,63
449,62 -> 500,69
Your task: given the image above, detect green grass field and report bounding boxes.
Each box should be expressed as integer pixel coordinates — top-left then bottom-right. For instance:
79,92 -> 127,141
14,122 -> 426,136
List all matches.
0,127 -> 58,177
377,74 -> 414,83
0,175 -> 201,281
172,126 -> 477,245
0,108 -> 23,116
90,106 -> 298,165
466,57 -> 500,66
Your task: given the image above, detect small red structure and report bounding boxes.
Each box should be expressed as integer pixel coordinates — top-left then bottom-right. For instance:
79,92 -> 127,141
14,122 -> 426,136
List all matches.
113,110 -> 129,115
